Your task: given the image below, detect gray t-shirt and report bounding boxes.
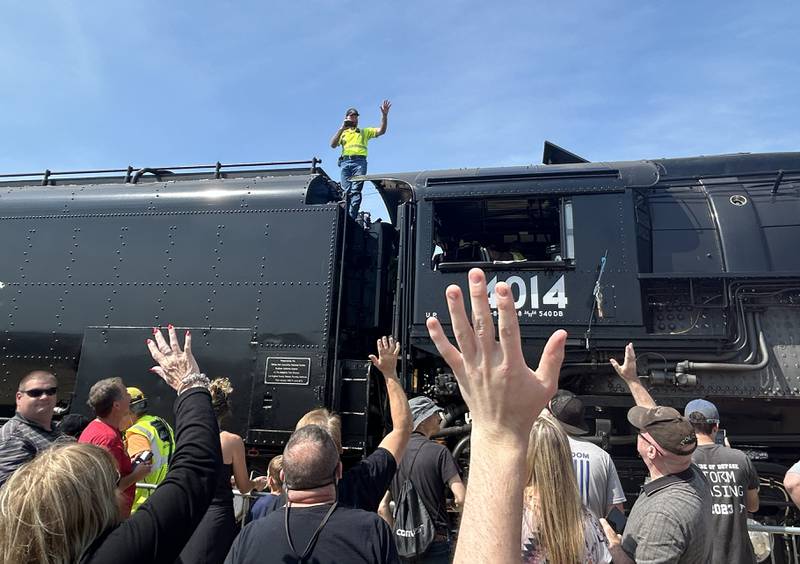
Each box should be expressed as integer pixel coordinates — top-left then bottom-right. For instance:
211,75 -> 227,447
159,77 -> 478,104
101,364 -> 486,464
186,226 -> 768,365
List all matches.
788,460 -> 800,475
567,436 -> 626,518
692,444 -> 759,564
623,465 -> 712,564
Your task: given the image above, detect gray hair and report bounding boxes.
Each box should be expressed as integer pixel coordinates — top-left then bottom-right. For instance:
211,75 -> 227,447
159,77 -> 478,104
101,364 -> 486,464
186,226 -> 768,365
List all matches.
282,425 -> 339,490
87,377 -> 125,418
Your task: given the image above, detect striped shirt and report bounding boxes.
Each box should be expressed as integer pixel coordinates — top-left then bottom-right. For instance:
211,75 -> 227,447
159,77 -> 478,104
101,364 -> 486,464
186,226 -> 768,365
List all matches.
0,413 -> 65,487
568,436 -> 626,518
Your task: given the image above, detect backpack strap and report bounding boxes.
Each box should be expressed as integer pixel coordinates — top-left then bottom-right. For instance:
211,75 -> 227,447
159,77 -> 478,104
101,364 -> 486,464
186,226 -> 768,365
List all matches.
398,439 -> 427,484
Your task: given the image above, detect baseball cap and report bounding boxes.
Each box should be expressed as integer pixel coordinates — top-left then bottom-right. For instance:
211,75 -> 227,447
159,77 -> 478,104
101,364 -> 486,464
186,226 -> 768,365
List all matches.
628,405 -> 697,456
127,386 -> 146,405
684,399 -> 720,424
549,390 -> 589,436
409,396 -> 442,431
345,107 -> 359,116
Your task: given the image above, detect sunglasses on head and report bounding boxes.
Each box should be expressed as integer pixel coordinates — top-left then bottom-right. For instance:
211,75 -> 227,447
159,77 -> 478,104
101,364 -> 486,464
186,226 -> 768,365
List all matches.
639,432 -> 666,456
20,387 -> 57,398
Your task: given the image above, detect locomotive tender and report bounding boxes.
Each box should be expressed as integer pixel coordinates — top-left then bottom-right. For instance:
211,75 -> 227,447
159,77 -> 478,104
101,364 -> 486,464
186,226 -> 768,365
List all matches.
0,143 -> 798,519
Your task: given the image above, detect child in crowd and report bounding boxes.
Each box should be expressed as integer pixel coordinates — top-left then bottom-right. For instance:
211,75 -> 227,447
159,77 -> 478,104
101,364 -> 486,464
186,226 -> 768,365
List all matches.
246,455 -> 284,523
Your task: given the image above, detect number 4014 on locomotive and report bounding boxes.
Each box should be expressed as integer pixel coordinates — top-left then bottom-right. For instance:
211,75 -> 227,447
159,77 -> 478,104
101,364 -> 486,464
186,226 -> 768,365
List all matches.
0,142 -> 798,524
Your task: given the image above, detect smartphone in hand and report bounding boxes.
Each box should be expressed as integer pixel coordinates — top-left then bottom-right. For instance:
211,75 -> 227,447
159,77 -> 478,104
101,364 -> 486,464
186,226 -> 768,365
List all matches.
132,450 -> 154,469
605,507 -> 627,535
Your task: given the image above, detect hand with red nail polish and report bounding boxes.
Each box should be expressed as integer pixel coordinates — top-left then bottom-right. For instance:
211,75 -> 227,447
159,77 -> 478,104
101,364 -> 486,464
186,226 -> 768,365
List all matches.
146,325 -> 200,393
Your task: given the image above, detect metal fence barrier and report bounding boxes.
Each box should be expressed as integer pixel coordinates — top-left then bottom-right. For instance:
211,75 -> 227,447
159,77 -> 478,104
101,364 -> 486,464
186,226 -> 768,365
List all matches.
136,482 -> 269,522
748,522 -> 800,564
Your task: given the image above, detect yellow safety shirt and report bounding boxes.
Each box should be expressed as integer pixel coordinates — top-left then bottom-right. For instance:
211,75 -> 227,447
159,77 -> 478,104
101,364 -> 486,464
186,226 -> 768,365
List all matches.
339,127 -> 378,157
125,414 -> 175,512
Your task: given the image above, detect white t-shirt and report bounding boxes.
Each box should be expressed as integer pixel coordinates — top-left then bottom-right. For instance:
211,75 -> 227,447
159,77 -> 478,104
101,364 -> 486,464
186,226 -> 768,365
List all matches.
568,436 -> 627,518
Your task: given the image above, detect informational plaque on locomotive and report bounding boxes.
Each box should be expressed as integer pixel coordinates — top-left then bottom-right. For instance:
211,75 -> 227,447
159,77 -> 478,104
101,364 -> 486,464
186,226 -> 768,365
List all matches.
265,357 -> 311,385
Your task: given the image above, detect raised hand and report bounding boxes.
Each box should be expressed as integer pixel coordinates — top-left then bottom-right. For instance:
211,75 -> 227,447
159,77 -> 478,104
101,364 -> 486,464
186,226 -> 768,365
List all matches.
610,342 -> 656,408
380,99 -> 391,115
146,325 -> 201,393
426,268 -> 566,445
369,336 -> 400,377
610,342 -> 638,383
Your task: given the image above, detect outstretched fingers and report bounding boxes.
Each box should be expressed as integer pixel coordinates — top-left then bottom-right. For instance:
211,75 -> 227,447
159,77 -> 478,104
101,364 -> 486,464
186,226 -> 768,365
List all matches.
625,342 -> 636,364
445,284 -> 478,361
495,281 -> 524,365
468,269 -> 496,350
183,330 -> 193,357
146,339 -> 165,364
535,329 -> 567,393
426,316 -> 465,376
167,324 -> 179,352
153,327 -> 170,355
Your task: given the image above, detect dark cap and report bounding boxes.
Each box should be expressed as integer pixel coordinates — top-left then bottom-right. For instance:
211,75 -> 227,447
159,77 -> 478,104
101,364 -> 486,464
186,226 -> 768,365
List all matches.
628,405 -> 697,455
549,390 -> 589,436
345,107 -> 359,116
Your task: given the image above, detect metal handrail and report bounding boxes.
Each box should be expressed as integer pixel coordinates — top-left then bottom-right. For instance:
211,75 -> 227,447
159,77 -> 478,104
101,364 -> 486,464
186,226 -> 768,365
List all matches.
0,158 -> 322,185
749,524 -> 800,535
134,481 -> 271,498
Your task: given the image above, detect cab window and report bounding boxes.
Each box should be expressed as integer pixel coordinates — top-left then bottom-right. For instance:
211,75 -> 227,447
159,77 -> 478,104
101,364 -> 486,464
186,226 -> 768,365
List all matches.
432,196 -> 574,270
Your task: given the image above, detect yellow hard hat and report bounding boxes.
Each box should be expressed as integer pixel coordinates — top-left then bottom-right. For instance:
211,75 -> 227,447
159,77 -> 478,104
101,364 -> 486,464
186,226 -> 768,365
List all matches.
127,386 -> 146,404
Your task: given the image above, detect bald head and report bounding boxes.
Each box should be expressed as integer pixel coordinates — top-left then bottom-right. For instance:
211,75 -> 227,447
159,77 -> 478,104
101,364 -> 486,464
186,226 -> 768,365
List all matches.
283,425 -> 340,490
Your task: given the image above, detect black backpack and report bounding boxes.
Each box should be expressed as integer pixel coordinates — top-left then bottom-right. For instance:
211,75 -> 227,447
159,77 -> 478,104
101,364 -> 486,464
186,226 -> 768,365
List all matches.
392,444 -> 436,558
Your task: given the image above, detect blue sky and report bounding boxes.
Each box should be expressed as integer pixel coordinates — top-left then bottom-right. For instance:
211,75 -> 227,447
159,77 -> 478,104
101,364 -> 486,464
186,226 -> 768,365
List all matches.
1,1 -> 798,220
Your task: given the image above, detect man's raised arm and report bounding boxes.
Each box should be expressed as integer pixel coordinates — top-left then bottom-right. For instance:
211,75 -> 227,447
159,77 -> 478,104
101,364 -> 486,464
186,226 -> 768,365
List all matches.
427,268 -> 564,564
611,343 -> 657,408
375,99 -> 391,137
370,336 -> 412,463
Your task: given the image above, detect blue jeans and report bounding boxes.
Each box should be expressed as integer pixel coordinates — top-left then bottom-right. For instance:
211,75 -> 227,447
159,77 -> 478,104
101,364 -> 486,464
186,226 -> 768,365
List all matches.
340,156 -> 367,220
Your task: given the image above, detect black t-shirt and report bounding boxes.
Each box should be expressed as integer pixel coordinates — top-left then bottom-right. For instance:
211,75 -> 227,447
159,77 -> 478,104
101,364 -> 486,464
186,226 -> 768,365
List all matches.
224,503 -> 399,564
338,447 -> 397,512
692,444 -> 759,564
390,433 -> 461,533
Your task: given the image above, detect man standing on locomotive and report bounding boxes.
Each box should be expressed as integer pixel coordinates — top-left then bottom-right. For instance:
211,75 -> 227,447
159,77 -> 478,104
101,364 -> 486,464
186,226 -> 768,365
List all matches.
329,100 -> 391,220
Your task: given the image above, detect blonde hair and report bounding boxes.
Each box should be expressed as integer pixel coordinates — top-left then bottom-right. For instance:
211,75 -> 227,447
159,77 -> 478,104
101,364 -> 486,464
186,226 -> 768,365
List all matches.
0,443 -> 120,564
524,411 -> 585,564
209,377 -> 234,420
296,408 -> 342,454
267,455 -> 284,491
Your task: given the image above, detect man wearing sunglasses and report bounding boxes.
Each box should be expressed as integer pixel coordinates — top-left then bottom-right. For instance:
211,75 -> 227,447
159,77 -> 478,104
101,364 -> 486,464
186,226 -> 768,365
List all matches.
599,344 -> 712,564
0,370 -> 66,487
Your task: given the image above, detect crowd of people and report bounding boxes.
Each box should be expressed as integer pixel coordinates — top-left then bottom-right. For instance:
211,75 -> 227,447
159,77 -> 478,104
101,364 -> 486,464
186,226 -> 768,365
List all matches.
0,269 -> 797,563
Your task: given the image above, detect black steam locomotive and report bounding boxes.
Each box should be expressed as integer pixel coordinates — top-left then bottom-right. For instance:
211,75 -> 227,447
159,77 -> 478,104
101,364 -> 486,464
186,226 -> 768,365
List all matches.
0,143 -> 798,526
